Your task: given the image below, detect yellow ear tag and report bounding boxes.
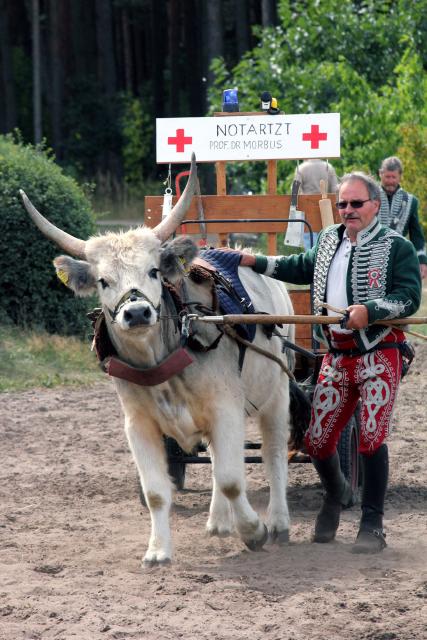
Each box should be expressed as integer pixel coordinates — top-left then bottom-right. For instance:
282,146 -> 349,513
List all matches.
179,256 -> 189,273
57,269 -> 69,285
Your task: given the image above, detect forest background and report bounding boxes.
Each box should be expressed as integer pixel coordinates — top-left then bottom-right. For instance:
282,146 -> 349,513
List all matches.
0,0 -> 426,229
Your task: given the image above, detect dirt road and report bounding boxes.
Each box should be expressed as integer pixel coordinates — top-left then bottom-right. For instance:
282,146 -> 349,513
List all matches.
1,343 -> 426,640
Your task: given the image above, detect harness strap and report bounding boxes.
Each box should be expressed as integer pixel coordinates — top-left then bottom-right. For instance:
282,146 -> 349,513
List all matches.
101,348 -> 194,387
163,278 -> 223,353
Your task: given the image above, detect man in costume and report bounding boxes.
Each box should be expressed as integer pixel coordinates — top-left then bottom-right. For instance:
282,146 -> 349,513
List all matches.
294,158 -> 338,194
379,156 -> 427,279
237,172 -> 421,553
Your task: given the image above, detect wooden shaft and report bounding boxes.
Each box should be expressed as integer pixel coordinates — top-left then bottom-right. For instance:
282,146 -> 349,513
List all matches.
195,314 -> 427,326
319,302 -> 427,340
319,198 -> 335,228
319,179 -> 327,199
320,301 -> 346,314
404,329 -> 427,341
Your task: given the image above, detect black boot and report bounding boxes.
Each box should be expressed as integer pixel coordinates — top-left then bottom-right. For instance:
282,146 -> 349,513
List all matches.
312,452 -> 353,543
352,444 -> 388,554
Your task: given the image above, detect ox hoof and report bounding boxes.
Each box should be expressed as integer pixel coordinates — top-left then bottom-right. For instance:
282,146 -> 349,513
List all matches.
143,556 -> 172,568
206,525 -> 233,538
269,528 -> 290,545
143,558 -> 172,569
244,524 -> 269,552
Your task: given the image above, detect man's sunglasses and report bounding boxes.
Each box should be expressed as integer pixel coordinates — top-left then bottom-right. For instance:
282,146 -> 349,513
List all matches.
336,199 -> 371,210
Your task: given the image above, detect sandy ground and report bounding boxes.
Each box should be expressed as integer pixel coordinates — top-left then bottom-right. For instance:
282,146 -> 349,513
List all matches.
1,342 -> 426,640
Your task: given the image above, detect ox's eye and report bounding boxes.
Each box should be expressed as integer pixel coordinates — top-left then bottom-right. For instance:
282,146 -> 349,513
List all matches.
149,268 -> 159,279
98,278 -> 109,289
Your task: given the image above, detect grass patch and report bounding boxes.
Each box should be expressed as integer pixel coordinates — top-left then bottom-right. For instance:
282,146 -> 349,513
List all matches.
0,324 -> 103,392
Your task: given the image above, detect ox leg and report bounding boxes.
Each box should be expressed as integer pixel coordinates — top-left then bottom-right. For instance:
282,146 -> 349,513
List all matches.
208,413 -> 267,551
206,469 -> 234,537
124,418 -> 173,566
260,389 -> 291,544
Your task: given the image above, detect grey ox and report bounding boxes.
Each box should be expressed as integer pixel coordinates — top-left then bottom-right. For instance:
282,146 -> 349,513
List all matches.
20,155 -> 297,567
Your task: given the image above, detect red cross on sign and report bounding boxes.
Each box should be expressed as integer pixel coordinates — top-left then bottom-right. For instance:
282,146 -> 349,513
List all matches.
302,124 -> 328,149
168,128 -> 192,152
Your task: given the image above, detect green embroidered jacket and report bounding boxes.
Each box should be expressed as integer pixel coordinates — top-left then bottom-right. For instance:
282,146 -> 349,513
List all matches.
253,218 -> 422,352
379,187 -> 427,266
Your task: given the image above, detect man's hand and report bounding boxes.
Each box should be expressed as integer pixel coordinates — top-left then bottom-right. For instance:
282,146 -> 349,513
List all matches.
345,304 -> 369,330
420,263 -> 427,280
217,247 -> 256,267
239,253 -> 256,267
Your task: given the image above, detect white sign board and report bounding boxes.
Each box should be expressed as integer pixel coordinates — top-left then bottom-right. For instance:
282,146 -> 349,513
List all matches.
156,112 -> 340,163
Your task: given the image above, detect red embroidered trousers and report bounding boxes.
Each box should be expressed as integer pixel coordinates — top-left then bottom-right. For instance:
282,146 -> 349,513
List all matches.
305,332 -> 404,459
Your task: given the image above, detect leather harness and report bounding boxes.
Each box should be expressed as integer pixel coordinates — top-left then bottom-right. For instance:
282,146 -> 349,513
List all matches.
88,258 -> 287,387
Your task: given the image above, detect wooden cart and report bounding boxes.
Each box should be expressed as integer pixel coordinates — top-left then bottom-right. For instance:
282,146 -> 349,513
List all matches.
142,153 -> 360,502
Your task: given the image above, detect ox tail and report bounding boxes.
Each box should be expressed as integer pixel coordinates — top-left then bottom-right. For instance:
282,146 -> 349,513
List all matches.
288,381 -> 311,451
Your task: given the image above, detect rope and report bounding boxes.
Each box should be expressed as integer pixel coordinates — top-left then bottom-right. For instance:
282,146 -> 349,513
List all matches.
222,325 -> 295,381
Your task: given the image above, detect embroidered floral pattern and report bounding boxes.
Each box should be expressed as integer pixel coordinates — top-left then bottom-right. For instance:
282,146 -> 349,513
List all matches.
306,348 -> 401,457
373,298 -> 411,319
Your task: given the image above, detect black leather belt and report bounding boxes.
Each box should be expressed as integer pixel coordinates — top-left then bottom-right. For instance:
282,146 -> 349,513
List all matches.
329,341 -> 402,357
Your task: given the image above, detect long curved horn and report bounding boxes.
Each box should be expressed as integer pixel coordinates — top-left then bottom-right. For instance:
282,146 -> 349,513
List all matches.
153,153 -> 197,242
19,190 -> 87,259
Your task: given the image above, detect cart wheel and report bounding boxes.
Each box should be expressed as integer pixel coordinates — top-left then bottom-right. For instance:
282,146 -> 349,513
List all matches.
137,437 -> 187,507
337,415 -> 360,507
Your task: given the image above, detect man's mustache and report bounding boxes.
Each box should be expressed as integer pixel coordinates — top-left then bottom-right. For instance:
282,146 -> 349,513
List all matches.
343,214 -> 359,220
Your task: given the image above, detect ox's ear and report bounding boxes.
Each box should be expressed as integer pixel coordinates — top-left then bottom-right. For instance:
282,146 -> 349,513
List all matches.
159,236 -> 198,282
53,255 -> 97,297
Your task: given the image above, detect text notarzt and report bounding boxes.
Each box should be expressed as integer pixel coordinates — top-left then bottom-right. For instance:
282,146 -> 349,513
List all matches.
216,122 -> 291,137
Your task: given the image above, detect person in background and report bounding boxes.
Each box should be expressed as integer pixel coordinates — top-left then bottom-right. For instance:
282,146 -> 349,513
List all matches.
233,172 -> 421,553
295,158 -> 338,194
379,156 -> 427,279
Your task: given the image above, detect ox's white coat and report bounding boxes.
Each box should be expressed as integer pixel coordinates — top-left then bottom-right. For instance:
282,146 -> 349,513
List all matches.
51,228 -> 295,566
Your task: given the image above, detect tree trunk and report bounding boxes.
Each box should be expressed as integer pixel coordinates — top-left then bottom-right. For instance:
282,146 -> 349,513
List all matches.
261,0 -> 278,27
95,0 -> 116,97
204,0 -> 224,87
0,0 -> 17,132
167,0 -> 180,116
49,0 -> 64,157
150,0 -> 167,117
183,0 -> 204,116
121,8 -> 133,92
69,0 -> 96,79
235,0 -> 250,59
32,0 -> 42,144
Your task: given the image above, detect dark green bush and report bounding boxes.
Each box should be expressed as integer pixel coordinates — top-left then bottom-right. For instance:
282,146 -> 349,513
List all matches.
0,135 -> 96,336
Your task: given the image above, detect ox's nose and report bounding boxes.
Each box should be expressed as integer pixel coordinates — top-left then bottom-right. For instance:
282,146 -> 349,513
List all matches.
123,305 -> 152,327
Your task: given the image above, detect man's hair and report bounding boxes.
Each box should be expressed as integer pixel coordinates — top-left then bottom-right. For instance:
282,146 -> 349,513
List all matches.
338,172 -> 381,201
379,156 -> 403,174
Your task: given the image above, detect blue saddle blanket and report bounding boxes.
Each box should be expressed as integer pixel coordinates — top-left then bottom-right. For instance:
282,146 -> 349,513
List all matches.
200,249 -> 256,342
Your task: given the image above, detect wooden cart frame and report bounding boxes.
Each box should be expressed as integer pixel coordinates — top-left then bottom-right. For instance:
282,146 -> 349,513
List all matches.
142,151 -> 361,503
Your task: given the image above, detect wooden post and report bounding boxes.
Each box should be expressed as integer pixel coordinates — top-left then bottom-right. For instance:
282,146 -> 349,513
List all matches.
266,160 -> 278,253
215,161 -> 227,195
215,161 -> 228,244
267,160 -> 277,195
267,233 -> 277,254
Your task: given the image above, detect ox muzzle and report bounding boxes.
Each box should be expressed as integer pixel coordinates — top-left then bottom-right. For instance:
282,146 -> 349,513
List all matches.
106,289 -> 161,330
